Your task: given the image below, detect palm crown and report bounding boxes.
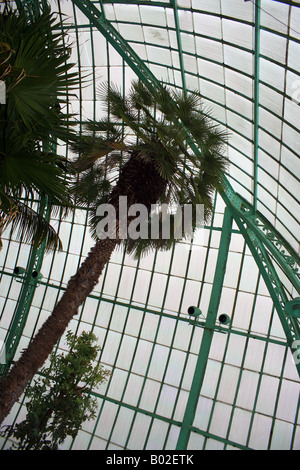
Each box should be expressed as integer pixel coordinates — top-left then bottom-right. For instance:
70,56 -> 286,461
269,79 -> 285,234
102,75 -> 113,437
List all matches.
0,79 -> 229,423
72,80 -> 228,256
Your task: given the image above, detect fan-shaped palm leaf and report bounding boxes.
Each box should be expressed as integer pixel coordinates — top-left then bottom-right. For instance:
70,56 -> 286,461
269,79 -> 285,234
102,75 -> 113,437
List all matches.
0,6 -> 82,251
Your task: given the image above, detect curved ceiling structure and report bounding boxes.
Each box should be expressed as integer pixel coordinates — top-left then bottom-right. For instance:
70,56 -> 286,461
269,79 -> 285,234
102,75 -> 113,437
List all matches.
0,0 -> 299,450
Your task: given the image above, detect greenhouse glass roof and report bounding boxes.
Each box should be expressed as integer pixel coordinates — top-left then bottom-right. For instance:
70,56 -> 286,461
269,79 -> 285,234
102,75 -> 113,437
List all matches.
0,0 -> 299,451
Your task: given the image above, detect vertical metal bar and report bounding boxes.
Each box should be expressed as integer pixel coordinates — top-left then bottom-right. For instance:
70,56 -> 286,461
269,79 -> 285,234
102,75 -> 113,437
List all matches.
171,0 -> 187,93
253,0 -> 261,212
175,207 -> 233,450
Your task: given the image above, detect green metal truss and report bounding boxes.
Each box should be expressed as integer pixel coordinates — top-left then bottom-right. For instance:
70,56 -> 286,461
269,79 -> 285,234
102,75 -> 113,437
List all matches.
221,201 -> 300,372
1,0 -> 299,451
71,0 -> 300,364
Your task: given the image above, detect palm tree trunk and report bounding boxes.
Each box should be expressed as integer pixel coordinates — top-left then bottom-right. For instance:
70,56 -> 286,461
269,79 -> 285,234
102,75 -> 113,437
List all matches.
0,150 -> 167,424
0,236 -> 118,424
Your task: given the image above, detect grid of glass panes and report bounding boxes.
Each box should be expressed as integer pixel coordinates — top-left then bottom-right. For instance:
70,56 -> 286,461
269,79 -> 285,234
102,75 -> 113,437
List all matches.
0,0 -> 299,450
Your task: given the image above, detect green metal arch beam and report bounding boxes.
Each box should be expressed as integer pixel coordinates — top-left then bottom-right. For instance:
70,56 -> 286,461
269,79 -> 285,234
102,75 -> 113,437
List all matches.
71,0 -> 300,339
1,0 -> 298,451
12,0 -> 299,374
72,0 -> 161,92
223,186 -> 300,294
71,0 -> 299,289
10,0 -> 299,366
224,197 -> 300,377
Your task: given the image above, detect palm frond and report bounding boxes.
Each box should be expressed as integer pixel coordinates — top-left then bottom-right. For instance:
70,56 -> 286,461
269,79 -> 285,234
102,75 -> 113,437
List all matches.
71,166 -> 111,208
1,8 -> 81,144
0,146 -> 72,207
0,7 -> 83,251
123,201 -> 203,259
73,80 -> 229,258
83,119 -> 122,140
129,80 -> 154,110
0,192 -> 62,252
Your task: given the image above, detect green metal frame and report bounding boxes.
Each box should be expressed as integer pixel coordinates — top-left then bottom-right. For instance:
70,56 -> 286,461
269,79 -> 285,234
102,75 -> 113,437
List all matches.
71,0 -> 300,360
1,0 -> 299,451
225,199 -> 300,375
0,198 -> 50,377
176,207 -> 234,449
170,0 -> 187,94
253,0 -> 261,212
0,0 -> 57,376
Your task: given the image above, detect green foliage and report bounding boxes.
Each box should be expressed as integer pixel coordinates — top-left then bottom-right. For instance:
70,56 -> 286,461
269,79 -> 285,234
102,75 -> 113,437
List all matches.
72,80 -> 228,256
0,7 -> 78,141
1,330 -> 110,450
0,6 -> 80,251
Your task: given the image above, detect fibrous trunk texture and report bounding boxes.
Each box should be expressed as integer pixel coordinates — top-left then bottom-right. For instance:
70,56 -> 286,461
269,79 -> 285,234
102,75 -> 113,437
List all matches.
0,151 -> 167,424
0,237 -> 118,424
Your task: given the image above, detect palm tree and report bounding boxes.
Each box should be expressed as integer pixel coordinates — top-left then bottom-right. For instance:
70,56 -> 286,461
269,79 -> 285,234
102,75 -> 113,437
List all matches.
0,80 -> 228,423
0,7 -> 80,251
